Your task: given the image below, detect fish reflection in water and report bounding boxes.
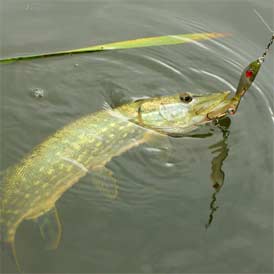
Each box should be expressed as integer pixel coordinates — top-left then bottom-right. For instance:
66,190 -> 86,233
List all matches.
178,116 -> 231,228
206,117 -> 231,228
0,91 -> 235,271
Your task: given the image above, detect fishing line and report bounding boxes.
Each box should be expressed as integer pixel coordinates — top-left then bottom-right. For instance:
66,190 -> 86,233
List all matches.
253,8 -> 274,62
253,9 -> 274,34
260,35 -> 274,62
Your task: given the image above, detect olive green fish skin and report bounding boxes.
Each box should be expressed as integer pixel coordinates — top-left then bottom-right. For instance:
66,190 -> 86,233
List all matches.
0,91 -> 231,245
0,110 -> 148,243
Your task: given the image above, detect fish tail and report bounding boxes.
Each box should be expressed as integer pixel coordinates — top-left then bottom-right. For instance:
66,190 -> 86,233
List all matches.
1,240 -> 22,273
0,225 -> 22,273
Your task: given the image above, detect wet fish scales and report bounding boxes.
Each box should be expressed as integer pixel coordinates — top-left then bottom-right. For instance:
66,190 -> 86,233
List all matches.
0,110 -> 146,243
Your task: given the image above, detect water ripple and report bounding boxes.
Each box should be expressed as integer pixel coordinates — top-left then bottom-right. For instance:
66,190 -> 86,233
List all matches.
64,21 -> 273,210
190,68 -> 236,91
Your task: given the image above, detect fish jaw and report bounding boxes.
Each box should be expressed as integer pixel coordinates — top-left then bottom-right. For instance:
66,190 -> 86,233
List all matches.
116,91 -> 232,136
191,91 -> 231,116
206,94 -> 240,120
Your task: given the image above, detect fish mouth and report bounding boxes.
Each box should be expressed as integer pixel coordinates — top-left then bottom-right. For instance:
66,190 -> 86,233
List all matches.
193,91 -> 231,116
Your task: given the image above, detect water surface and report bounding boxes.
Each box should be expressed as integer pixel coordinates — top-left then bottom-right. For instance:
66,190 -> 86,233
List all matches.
0,0 -> 273,273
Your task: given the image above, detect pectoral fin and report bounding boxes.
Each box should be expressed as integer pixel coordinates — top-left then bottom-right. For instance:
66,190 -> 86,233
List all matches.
143,131 -> 173,164
35,206 -> 62,250
91,167 -> 119,199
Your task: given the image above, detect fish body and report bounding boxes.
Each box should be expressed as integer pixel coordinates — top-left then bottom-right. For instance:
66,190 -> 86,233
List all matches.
0,110 -> 149,244
0,90 -> 233,257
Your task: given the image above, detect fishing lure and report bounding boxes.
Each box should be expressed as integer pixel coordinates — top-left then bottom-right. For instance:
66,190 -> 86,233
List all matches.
206,34 -> 273,121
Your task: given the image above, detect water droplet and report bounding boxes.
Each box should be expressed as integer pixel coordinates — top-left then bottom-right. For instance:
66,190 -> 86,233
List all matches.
165,162 -> 174,167
31,88 -> 45,99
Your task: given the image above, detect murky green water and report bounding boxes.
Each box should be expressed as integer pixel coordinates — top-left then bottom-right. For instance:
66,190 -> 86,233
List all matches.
1,0 -> 273,273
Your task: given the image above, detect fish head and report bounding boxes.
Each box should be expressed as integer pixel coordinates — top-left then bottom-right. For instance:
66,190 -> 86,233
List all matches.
132,91 -> 231,136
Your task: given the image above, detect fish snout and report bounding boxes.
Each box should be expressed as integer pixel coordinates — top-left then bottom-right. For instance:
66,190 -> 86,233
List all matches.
194,91 -> 231,116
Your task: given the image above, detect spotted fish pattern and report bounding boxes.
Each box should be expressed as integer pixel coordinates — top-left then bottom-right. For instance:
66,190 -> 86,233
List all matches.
0,109 -> 151,245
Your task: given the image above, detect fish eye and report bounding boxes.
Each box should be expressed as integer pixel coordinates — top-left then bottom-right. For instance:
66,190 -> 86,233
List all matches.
179,93 -> 192,103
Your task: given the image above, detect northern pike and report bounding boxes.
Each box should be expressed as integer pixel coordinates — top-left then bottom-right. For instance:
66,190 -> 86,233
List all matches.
0,58 -> 262,270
